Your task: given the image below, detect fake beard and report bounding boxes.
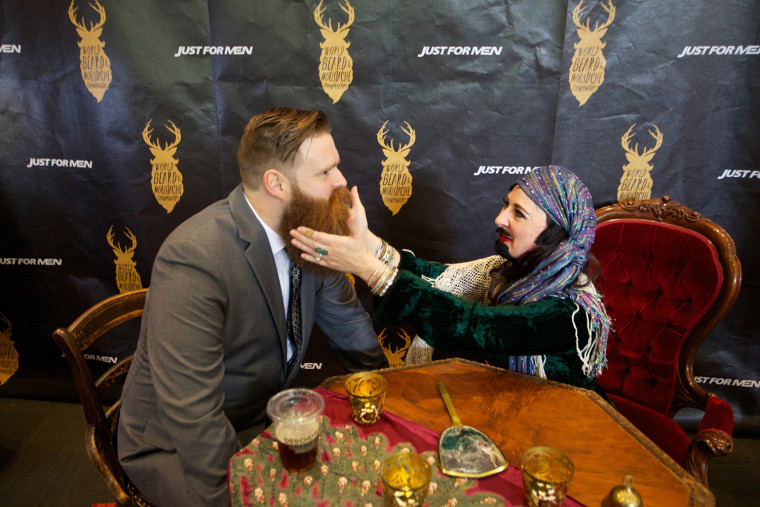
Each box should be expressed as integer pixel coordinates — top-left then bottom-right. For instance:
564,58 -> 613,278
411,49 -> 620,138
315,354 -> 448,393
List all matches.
494,228 -> 517,262
280,185 -> 352,276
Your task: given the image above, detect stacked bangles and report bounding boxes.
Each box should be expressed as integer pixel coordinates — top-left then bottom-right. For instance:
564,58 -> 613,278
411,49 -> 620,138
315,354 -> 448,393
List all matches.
369,239 -> 400,296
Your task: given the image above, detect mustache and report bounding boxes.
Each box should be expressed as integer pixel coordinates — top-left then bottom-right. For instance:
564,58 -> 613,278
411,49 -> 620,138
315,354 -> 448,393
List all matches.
495,227 -> 512,239
327,186 -> 353,228
332,185 -> 352,207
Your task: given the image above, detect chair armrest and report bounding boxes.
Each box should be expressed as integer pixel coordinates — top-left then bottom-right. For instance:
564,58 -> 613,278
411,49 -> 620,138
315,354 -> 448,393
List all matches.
697,394 -> 733,436
687,394 -> 734,486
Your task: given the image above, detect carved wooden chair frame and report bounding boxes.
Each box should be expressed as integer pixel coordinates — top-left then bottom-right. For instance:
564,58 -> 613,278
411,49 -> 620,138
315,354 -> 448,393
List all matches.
595,196 -> 741,485
53,288 -> 152,506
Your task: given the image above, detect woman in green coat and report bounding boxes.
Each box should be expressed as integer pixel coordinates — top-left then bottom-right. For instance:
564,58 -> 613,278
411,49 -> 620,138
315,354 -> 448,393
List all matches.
289,165 -> 612,396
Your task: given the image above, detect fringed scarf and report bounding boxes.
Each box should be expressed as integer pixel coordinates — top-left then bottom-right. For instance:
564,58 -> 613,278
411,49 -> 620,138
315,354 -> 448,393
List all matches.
497,165 -> 612,379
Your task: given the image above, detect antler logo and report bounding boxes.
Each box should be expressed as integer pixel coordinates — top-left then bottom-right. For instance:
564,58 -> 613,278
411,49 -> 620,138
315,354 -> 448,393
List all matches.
313,0 -> 355,103
378,328 -> 412,367
617,124 -> 663,203
569,0 -> 615,106
377,121 -> 415,216
107,226 -> 143,293
0,314 -> 19,386
68,0 -> 112,102
143,120 -> 184,213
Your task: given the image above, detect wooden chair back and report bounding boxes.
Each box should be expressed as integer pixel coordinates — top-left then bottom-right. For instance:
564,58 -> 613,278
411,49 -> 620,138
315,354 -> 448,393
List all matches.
52,288 -> 152,506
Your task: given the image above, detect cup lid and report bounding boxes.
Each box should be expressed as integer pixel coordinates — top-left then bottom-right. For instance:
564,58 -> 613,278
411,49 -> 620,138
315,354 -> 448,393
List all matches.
266,388 -> 325,422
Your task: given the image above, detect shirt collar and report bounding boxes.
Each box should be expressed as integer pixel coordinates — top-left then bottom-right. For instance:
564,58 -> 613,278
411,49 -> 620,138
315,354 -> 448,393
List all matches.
244,192 -> 286,256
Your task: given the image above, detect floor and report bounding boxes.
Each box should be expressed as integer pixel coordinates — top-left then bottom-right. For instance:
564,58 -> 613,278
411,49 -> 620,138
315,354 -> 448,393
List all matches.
0,396 -> 759,506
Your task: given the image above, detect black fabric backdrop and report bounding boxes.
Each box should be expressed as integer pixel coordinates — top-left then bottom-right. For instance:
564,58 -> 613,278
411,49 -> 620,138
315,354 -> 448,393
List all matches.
1,0 -> 758,432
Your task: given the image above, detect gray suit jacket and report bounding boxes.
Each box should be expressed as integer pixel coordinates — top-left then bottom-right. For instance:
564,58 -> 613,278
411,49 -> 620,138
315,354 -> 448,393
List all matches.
117,185 -> 386,506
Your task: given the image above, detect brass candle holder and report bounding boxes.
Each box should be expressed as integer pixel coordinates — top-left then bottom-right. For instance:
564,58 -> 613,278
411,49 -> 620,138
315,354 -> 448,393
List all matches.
344,372 -> 387,425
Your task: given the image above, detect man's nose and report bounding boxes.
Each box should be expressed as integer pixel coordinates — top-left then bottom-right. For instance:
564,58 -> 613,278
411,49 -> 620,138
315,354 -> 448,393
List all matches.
332,168 -> 347,188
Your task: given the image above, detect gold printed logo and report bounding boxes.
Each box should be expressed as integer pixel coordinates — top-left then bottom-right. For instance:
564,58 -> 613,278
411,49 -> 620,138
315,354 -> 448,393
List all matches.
143,120 -> 184,213
378,328 -> 412,367
377,121 -> 415,216
68,0 -> 112,102
0,314 -> 19,386
313,0 -> 355,103
569,0 -> 615,106
107,226 -> 143,293
617,124 -> 663,203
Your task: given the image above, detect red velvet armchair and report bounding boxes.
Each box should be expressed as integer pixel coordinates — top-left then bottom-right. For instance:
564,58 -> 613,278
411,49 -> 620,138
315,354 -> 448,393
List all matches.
591,196 -> 740,487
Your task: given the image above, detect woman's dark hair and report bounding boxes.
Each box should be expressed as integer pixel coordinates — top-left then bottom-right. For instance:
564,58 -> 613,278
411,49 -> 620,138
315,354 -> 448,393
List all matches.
487,217 -> 598,303
514,218 -> 567,278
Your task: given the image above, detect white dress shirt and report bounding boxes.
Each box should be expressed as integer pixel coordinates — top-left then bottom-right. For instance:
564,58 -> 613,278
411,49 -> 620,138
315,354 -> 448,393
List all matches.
244,194 -> 294,362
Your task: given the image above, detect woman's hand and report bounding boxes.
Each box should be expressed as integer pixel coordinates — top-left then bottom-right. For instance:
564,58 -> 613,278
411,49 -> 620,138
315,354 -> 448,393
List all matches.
290,186 -> 384,283
344,186 -> 382,254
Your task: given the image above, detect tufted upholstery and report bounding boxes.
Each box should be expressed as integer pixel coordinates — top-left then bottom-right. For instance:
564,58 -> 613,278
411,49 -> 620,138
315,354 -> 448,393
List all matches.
591,196 -> 740,487
594,220 -> 722,414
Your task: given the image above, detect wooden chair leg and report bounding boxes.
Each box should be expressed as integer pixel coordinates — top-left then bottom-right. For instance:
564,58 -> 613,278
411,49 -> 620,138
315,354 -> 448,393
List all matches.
686,429 -> 734,487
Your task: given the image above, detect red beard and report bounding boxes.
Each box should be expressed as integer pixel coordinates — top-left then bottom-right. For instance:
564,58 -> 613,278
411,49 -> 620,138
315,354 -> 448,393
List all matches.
280,185 -> 352,275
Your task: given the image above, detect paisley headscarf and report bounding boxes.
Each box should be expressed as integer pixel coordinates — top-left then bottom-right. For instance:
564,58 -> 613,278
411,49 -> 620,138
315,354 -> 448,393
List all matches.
497,165 -> 611,378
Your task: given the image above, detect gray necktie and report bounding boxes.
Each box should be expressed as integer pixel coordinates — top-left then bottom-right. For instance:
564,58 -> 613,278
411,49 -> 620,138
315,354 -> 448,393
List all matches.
286,262 -> 302,376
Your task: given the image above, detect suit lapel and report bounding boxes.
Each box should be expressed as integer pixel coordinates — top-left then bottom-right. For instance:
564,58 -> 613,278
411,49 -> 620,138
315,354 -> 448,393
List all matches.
284,269 -> 317,381
229,186 -> 289,364
298,269 -> 317,352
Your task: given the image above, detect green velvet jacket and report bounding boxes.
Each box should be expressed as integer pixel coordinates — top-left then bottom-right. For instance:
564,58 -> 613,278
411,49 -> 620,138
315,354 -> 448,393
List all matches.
375,251 -> 606,397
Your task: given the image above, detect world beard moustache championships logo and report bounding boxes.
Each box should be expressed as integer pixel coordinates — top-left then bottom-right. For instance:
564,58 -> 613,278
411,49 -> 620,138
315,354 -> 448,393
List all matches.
569,0 -> 615,106
617,124 -> 663,203
143,120 -> 184,213
377,121 -> 415,216
378,328 -> 412,367
0,314 -> 19,386
313,0 -> 355,103
68,0 -> 112,102
107,226 -> 143,293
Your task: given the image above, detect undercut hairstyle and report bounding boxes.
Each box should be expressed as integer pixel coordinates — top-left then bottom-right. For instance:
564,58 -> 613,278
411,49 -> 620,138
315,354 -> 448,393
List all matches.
237,108 -> 332,189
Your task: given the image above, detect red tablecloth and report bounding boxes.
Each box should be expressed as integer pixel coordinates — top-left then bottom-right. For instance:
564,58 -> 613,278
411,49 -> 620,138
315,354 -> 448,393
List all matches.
228,387 -> 584,506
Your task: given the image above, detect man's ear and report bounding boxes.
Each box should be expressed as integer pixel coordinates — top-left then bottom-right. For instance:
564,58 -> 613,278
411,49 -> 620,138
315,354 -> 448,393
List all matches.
262,168 -> 289,200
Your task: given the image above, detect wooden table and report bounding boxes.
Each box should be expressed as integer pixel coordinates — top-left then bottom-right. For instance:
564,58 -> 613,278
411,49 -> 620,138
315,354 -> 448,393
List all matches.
320,358 -> 714,506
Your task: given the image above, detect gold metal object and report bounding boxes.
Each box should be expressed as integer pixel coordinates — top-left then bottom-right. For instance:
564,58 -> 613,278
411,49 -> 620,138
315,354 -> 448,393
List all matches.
603,475 -> 643,507
344,372 -> 387,425
520,446 -> 575,507
437,382 -> 507,478
381,452 -> 432,506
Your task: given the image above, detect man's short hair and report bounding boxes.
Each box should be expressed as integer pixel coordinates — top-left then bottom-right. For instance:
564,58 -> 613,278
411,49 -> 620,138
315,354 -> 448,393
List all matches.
237,108 -> 332,189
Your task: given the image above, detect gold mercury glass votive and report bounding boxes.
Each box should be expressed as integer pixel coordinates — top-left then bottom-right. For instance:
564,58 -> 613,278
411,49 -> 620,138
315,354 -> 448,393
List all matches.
381,452 -> 432,507
521,446 -> 575,507
344,372 -> 387,425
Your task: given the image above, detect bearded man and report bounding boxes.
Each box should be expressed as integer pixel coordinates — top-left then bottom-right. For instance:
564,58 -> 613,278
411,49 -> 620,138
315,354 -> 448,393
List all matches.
117,108 -> 387,507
